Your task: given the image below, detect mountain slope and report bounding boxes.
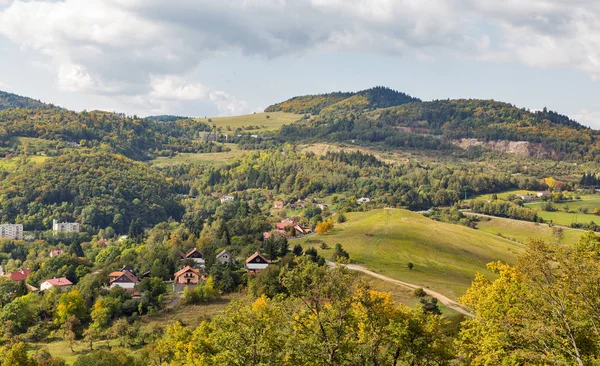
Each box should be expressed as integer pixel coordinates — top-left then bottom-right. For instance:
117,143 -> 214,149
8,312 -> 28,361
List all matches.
279,92 -> 599,160
265,86 -> 420,114
0,90 -> 49,110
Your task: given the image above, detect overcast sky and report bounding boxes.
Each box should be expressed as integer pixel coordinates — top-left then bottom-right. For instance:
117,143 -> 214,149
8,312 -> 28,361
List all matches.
1,0 -> 600,128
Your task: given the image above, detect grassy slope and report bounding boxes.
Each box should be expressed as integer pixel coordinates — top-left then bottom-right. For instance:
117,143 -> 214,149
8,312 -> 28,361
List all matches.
526,198 -> 600,226
475,216 -> 583,246
151,143 -> 248,167
196,112 -> 301,133
297,209 -> 523,300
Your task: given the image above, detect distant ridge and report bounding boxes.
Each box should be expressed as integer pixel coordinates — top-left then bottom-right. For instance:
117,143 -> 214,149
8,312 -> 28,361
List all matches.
265,86 -> 421,114
0,90 -> 49,110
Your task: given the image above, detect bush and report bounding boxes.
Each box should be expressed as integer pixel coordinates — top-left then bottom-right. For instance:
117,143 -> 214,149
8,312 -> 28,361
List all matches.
413,288 -> 426,297
183,277 -> 219,305
337,212 -> 347,223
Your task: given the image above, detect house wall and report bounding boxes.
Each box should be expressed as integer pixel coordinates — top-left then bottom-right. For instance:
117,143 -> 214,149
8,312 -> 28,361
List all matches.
176,272 -> 200,284
246,263 -> 269,270
110,282 -> 136,289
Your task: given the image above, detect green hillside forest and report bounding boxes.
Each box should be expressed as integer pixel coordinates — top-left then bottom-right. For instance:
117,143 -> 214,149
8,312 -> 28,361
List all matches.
0,87 -> 598,364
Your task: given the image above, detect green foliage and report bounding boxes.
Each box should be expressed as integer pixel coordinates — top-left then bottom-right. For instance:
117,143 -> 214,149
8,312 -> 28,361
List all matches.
0,90 -> 48,110
182,277 -> 219,304
265,86 -> 420,114
471,200 -> 540,222
0,150 -> 183,231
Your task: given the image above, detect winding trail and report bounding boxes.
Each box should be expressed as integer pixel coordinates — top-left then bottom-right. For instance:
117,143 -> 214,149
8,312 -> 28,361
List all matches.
328,261 -> 473,317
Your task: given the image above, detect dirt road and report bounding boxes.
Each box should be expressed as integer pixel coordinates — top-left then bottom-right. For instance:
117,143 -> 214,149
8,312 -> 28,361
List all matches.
329,261 -> 473,317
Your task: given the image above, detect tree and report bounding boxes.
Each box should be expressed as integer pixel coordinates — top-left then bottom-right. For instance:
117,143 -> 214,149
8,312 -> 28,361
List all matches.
2,342 -> 33,366
56,290 -> 88,325
62,315 -> 80,353
331,243 -> 349,262
458,238 -> 600,365
292,244 -> 303,256
315,219 -> 334,235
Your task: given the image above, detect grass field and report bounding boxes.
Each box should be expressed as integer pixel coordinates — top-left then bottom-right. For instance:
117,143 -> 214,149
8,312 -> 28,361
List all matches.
150,144 -> 251,167
474,215 -> 584,246
0,155 -> 48,169
525,198 -> 600,227
196,112 -> 302,133
295,209 -> 523,300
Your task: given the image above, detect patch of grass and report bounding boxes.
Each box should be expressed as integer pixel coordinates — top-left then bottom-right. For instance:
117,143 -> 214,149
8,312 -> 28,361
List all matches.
474,215 -> 583,246
295,209 -> 523,300
197,112 -> 302,133
526,198 -> 600,227
150,144 -> 251,167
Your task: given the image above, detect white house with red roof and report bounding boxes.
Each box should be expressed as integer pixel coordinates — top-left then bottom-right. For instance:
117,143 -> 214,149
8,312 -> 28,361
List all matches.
108,269 -> 140,290
50,249 -> 65,258
7,268 -> 30,282
40,277 -> 73,292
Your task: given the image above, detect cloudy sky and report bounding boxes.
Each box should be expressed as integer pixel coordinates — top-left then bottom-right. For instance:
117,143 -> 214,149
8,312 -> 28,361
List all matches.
1,0 -> 600,127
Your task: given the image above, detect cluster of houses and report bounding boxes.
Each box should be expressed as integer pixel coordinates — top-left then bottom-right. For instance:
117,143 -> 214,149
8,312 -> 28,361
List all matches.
264,218 -> 312,239
0,220 -> 80,241
103,248 -> 271,293
1,246 -> 273,297
515,191 -> 551,202
273,199 -> 330,210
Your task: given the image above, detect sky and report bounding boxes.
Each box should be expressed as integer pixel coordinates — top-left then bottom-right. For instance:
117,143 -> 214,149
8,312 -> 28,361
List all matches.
0,0 -> 600,128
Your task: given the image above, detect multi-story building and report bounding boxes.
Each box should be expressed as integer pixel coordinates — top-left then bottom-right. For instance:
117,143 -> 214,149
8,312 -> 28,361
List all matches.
0,224 -> 23,240
52,219 -> 80,233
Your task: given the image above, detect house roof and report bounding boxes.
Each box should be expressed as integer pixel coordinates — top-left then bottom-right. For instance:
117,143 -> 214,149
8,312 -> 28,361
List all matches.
42,277 -> 73,287
8,268 -> 30,281
174,266 -> 201,278
245,252 -> 271,264
185,248 -> 202,258
109,271 -> 139,283
50,249 -> 65,255
217,249 -> 233,258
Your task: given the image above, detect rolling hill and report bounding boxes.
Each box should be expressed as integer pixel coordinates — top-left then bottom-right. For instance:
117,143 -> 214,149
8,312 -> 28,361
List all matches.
279,94 -> 599,160
0,90 -> 49,110
296,208 -> 524,300
265,86 -> 421,114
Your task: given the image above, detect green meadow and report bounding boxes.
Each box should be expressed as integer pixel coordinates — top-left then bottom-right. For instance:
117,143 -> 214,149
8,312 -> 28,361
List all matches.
196,112 -> 302,133
296,208 -> 523,300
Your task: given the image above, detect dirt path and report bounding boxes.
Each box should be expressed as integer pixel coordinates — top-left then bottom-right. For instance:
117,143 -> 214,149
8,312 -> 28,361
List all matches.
329,261 -> 473,317
461,211 -> 586,232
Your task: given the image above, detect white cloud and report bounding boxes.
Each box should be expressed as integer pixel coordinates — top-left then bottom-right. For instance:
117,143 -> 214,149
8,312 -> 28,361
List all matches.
1,0 -> 600,114
572,109 -> 600,129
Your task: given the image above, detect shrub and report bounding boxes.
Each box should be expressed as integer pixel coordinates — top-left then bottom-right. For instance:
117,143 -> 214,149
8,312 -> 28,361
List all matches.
413,288 -> 426,297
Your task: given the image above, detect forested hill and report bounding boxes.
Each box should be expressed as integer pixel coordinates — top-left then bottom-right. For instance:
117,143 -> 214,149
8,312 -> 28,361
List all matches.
265,86 -> 421,114
279,91 -> 599,160
0,150 -> 183,231
0,90 -> 49,110
0,107 -> 216,160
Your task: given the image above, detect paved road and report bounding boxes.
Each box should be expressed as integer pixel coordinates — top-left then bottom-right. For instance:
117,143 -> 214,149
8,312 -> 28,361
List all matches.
328,261 -> 473,317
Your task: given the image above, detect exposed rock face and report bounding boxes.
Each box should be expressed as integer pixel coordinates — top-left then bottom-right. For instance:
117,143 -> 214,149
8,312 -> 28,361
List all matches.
454,138 -> 557,158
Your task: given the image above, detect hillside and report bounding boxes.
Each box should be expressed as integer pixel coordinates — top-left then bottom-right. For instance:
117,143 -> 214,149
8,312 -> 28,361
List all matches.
0,150 -> 183,231
0,90 -> 49,110
0,108 -> 218,160
280,96 -> 599,160
296,209 -> 523,300
265,86 -> 420,114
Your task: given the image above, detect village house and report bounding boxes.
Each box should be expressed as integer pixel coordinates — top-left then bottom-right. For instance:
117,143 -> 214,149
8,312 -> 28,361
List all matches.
50,249 -> 65,258
173,266 -> 203,292
273,201 -> 284,209
216,249 -> 235,265
7,268 -> 30,282
0,224 -> 23,240
357,197 -> 371,204
517,194 -> 536,202
537,191 -> 551,198
289,199 -> 307,209
275,218 -> 312,236
53,219 -> 80,233
40,277 -> 73,292
220,195 -> 235,204
108,268 -> 140,290
245,252 -> 271,273
317,203 -> 329,210
180,248 -> 205,268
